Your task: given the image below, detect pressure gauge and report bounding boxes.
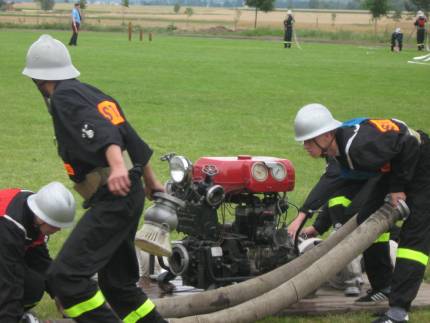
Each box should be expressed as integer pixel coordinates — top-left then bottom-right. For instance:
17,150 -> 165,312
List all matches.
270,162 -> 287,181
252,162 -> 269,182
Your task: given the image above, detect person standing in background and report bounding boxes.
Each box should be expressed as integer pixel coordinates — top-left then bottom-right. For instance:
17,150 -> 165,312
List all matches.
69,2 -> 82,46
414,10 -> 427,51
283,10 -> 294,48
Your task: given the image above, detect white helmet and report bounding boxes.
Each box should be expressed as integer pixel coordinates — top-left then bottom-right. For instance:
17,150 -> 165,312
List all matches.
27,182 -> 76,228
22,34 -> 80,81
287,9 -> 292,14
417,10 -> 424,16
294,103 -> 342,142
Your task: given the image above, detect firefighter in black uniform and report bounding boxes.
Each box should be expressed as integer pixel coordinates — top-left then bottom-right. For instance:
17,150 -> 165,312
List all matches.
414,11 -> 427,51
0,182 -> 76,323
294,103 -> 430,323
23,35 -> 166,323
391,28 -> 403,52
283,10 -> 294,48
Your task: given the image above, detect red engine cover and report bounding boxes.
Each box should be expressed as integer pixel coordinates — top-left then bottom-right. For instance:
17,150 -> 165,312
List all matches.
192,155 -> 295,194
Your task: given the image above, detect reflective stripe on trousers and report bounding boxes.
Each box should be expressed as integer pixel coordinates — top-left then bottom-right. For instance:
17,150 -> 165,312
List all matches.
122,299 -> 155,323
396,247 -> 429,266
63,290 -> 105,318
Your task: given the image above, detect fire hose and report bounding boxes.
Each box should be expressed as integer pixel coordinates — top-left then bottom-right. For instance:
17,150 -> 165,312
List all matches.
167,201 -> 408,322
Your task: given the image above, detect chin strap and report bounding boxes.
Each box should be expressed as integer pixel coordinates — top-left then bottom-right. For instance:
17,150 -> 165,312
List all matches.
313,134 -> 335,157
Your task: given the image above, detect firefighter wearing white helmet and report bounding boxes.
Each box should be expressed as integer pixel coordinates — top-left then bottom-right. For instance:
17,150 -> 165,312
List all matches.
294,103 -> 430,323
414,10 -> 427,51
22,34 -> 80,81
283,9 -> 295,48
0,181 -> 75,322
294,103 -> 341,157
23,35 -> 166,323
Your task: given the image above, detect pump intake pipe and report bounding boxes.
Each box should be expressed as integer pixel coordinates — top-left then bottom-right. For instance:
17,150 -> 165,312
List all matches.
135,192 -> 185,257
154,213 -> 358,317
167,201 -> 409,323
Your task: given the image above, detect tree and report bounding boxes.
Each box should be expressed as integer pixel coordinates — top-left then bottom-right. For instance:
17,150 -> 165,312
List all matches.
34,0 -> 55,11
79,0 -> 87,10
184,7 -> 193,27
173,2 -> 180,14
331,12 -> 337,26
245,0 -> 275,28
121,0 -> 129,25
309,0 -> 320,8
233,8 -> 241,30
363,0 -> 389,33
409,0 -> 430,14
0,0 -> 5,10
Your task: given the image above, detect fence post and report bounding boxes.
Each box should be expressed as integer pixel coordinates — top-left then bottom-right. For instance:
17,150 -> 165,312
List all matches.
128,22 -> 132,41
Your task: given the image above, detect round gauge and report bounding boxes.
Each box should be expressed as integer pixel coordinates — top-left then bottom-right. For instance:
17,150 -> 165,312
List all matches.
270,162 -> 287,181
252,162 -> 269,182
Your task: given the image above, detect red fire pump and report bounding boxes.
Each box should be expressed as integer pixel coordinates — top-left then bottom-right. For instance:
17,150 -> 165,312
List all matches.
157,154 -> 297,290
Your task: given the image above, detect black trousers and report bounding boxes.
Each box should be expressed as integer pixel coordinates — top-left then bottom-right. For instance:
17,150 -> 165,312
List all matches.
284,28 -> 292,48
69,22 -> 80,46
417,29 -> 426,49
0,221 -> 48,323
358,133 -> 430,310
48,172 -> 156,322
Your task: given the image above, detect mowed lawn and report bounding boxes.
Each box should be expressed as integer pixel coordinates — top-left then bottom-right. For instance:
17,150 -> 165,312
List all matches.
0,29 -> 429,321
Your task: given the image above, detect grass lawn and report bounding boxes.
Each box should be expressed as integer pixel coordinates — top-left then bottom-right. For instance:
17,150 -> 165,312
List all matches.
0,29 -> 429,321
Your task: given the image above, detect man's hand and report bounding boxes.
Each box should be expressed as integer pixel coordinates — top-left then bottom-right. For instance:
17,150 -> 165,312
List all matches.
390,191 -> 406,208
106,145 -> 130,196
300,226 -> 318,239
144,180 -> 165,200
288,212 -> 307,240
108,165 -> 130,196
143,163 -> 165,200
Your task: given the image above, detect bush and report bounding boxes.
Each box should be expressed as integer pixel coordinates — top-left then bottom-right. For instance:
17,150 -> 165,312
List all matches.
34,0 -> 55,11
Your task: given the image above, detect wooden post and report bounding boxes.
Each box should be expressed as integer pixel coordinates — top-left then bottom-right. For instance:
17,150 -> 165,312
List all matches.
149,32 -> 153,42
128,22 -> 132,41
140,27 -> 143,41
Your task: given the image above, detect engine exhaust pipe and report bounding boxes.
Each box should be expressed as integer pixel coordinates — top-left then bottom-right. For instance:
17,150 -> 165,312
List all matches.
167,201 -> 409,322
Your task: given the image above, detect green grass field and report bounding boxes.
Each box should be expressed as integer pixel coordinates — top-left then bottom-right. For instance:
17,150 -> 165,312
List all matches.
1,29 -> 429,322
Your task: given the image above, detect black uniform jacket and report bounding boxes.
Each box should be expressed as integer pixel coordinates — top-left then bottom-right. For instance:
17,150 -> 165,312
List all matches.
299,158 -> 346,215
0,189 -> 51,321
334,118 -> 421,194
51,79 -> 153,183
299,157 -> 367,234
284,15 -> 294,29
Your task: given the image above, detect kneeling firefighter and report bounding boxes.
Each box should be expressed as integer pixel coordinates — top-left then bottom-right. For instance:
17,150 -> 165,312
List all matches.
0,182 -> 76,323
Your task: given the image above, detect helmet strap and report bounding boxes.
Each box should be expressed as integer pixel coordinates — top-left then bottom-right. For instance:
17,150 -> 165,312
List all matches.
313,134 -> 335,157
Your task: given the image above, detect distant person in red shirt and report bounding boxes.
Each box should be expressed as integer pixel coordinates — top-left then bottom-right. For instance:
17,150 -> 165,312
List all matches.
414,10 -> 427,51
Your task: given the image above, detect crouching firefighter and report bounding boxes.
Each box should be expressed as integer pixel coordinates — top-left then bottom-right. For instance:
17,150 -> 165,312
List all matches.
0,182 -> 76,323
294,103 -> 430,323
23,35 -> 166,323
